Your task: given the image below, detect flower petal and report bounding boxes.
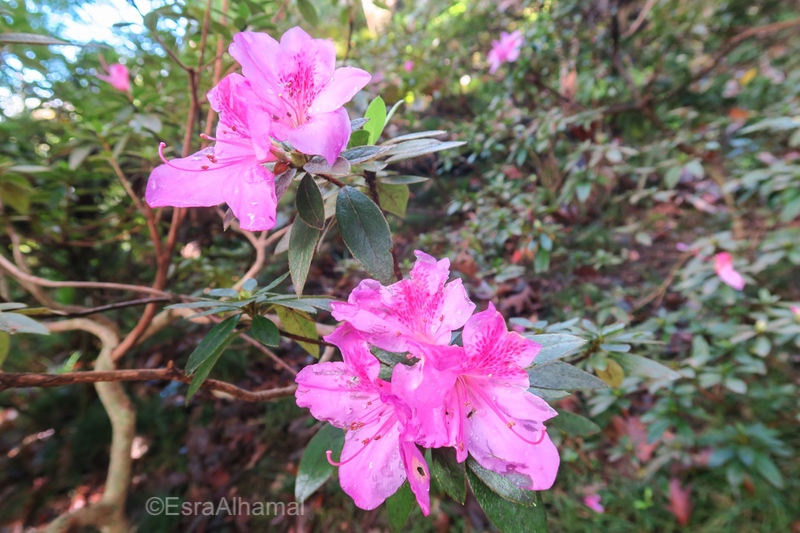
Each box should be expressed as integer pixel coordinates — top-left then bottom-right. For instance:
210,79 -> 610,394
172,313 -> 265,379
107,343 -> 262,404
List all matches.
222,163 -> 277,231
145,150 -> 229,208
287,108 -> 350,165
462,303 -> 539,383
279,26 -> 336,85
400,440 -> 431,516
325,323 -> 381,384
312,67 -> 372,115
295,362 -> 382,427
466,382 -> 560,490
337,417 -> 406,511
229,31 -> 287,101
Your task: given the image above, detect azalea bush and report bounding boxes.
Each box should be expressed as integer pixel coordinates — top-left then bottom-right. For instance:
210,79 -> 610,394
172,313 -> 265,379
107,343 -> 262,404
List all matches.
1,0 -> 799,532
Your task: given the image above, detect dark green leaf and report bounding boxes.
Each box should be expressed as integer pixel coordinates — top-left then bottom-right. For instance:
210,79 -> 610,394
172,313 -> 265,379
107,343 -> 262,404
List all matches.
208,288 -> 239,298
432,447 -> 466,504
296,0 -> 318,25
351,118 -> 370,131
527,362 -> 608,391
295,424 -> 345,503
534,248 -> 550,273
526,334 -> 586,365
0,332 -> 10,368
0,311 -> 50,335
383,130 -> 446,144
467,468 -> 549,533
348,130 -> 371,148
615,352 -> 681,380
550,410 -> 601,436
185,315 -> 240,374
753,454 -> 784,489
296,174 -> 325,229
385,139 -> 465,163
185,328 -> 241,403
371,346 -> 417,367
250,315 -> 280,347
467,457 -> 538,506
386,481 -> 415,533
378,175 -> 429,185
341,145 -> 393,164
336,186 -> 394,284
288,217 -> 321,296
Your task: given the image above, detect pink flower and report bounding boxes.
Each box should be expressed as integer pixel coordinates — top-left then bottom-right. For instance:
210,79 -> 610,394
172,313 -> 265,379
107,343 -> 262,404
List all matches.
294,324 -> 430,514
394,304 -> 560,489
714,252 -> 745,290
583,493 -> 604,513
790,305 -> 800,316
667,478 -> 692,525
96,56 -> 130,93
145,73 -> 279,231
487,30 -> 524,74
403,61 -> 414,73
229,27 -> 371,165
329,250 -> 475,353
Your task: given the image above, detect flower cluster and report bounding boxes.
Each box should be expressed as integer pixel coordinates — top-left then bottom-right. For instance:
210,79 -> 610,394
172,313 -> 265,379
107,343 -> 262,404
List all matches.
295,251 -> 560,514
145,27 -> 371,231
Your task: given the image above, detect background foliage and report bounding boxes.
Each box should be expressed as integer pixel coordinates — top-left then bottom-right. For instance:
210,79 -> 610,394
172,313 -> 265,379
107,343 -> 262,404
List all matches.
1,0 -> 799,531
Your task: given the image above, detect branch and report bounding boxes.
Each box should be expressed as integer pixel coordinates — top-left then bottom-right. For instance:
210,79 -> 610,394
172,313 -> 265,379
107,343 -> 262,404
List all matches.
34,297 -> 172,318
0,366 -> 297,403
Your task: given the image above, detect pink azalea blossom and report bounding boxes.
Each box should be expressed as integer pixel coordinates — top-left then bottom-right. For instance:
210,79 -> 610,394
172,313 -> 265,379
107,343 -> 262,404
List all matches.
790,305 -> 800,316
487,30 -> 524,74
145,74 -> 278,231
329,250 -> 475,353
583,493 -> 605,513
294,324 -> 430,514
667,478 -> 692,525
96,56 -> 130,93
394,304 -> 560,489
403,61 -> 414,73
229,27 -> 371,165
714,252 -> 745,290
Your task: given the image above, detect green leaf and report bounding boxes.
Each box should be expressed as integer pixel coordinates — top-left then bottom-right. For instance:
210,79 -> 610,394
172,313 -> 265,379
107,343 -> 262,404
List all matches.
295,424 -> 345,503
615,352 -> 681,381
304,156 -> 351,178
275,307 -> 319,357
185,326 -> 241,403
383,130 -> 447,144
753,454 -> 784,489
386,481 -> 415,533
336,186 -> 395,284
550,409 -> 601,436
0,332 -> 10,368
68,145 -> 94,171
664,166 -> 682,188
431,447 -> 466,504
467,458 -> 538,506
384,139 -> 465,163
0,32 -> 71,46
341,145 -> 393,164
185,315 -> 240,374
296,174 -> 325,229
376,182 -> 409,218
467,468 -> 549,533
296,0 -> 318,25
525,334 -> 586,365
596,358 -> 625,387
378,175 -> 429,185
527,362 -> 608,391
250,315 -> 280,347
208,288 -> 239,298
371,346 -> 417,366
0,311 -> 50,335
364,96 -> 387,145
534,248 -> 550,273
347,129 -> 371,148
288,217 -> 322,296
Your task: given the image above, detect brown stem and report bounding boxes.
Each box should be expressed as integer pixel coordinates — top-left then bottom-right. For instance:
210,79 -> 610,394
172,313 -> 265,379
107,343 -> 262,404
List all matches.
319,173 -> 346,188
35,297 -> 172,317
0,366 -> 297,403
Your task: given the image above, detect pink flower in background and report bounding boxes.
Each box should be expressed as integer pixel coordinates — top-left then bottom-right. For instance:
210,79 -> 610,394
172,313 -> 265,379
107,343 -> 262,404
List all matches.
583,493 -> 605,513
330,250 -> 475,353
404,61 -> 414,73
667,478 -> 692,525
145,74 -> 279,231
295,324 -> 430,515
714,252 -> 745,290
487,30 -> 524,74
790,305 -> 800,316
96,56 -> 130,93
229,27 -> 371,164
394,304 -> 560,489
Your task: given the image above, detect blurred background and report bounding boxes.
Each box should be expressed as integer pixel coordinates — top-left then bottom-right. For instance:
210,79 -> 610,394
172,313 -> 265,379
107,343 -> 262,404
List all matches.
1,0 -> 799,531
